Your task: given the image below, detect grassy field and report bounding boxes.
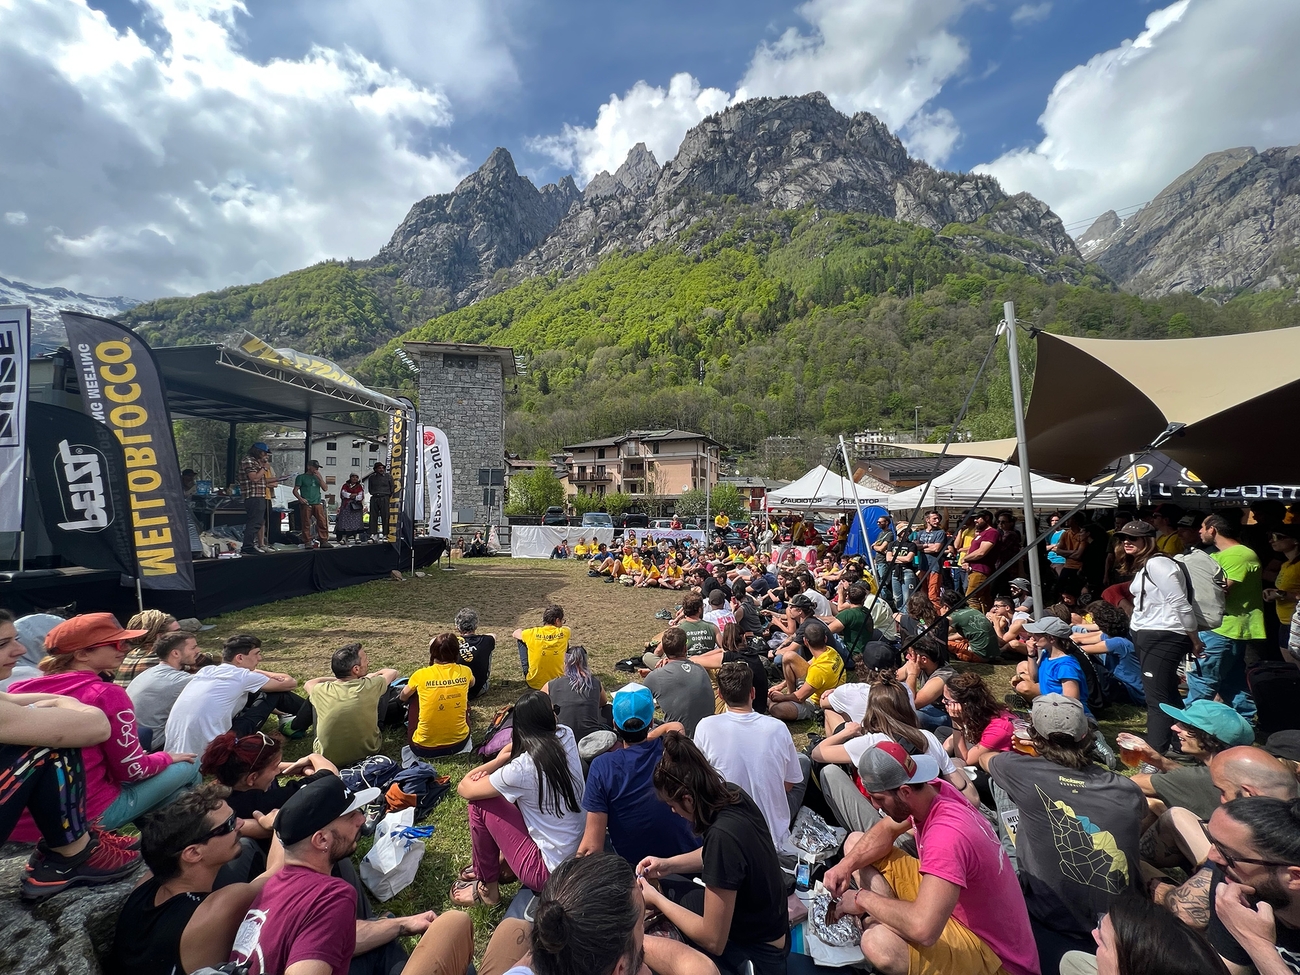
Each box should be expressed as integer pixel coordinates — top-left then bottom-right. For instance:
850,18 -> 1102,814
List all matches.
197,556 -> 1146,954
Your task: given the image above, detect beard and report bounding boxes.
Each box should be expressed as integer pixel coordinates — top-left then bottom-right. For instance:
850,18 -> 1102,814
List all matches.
329,831 -> 359,863
1252,871 -> 1292,909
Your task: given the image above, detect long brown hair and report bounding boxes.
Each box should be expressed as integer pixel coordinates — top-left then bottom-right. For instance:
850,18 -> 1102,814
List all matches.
863,680 -> 928,754
653,731 -> 741,834
944,671 -> 1003,742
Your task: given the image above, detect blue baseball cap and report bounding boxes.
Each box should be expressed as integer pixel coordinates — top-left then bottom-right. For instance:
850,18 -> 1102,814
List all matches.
612,684 -> 654,732
252,442 -> 270,452
1160,700 -> 1255,747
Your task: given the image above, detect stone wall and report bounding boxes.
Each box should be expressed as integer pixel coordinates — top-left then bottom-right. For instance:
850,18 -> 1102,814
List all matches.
415,350 -> 505,526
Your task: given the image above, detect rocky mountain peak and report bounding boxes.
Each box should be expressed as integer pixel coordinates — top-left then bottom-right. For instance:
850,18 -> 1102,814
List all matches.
584,143 -> 661,201
1077,210 -> 1121,256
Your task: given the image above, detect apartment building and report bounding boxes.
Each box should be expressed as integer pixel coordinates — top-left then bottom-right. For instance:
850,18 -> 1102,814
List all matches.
560,429 -> 721,502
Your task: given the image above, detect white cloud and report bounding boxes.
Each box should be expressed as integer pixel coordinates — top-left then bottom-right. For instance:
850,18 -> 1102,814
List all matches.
3,213 -> 26,226
531,0 -> 973,185
977,0 -> 1300,229
0,0 -> 468,298
1010,3 -> 1052,27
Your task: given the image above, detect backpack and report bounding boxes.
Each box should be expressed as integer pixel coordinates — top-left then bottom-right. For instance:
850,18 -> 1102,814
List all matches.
385,763 -> 451,822
339,755 -> 400,796
477,704 -> 515,759
1173,548 -> 1228,631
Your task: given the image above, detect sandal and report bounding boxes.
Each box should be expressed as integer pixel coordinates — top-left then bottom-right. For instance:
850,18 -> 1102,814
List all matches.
457,865 -> 477,883
450,878 -> 500,907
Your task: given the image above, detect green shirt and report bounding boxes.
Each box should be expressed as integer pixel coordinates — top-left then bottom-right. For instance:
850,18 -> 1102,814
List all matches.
679,620 -> 719,655
294,472 -> 323,505
835,606 -> 874,655
309,672 -> 387,767
1213,544 -> 1266,640
947,607 -> 997,661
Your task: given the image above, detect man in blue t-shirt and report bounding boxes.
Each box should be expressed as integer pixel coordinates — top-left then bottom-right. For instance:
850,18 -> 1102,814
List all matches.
576,685 -> 700,867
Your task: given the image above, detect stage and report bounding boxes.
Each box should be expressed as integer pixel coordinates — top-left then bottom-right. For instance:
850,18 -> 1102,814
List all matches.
0,537 -> 448,621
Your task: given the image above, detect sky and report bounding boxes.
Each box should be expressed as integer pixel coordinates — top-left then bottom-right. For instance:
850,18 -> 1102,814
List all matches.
1,0 -> 1298,300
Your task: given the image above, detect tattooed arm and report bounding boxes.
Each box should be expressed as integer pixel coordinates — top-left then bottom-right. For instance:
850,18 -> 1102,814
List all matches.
1157,865 -> 1214,931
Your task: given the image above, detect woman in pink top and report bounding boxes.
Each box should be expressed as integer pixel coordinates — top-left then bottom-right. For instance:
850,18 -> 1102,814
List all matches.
942,670 -> 1014,810
8,614 -> 201,841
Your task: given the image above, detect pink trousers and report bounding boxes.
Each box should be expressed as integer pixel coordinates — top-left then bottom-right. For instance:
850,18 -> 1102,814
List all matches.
468,794 -> 550,892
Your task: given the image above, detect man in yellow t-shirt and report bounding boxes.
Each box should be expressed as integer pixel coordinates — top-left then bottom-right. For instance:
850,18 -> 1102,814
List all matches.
400,633 -> 475,756
1151,504 -> 1185,555
714,512 -> 730,536
767,622 -> 845,723
574,538 -> 589,558
512,605 -> 570,689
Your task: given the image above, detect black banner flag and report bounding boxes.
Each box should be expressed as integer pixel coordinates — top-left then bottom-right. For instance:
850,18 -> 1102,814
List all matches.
60,311 -> 195,591
27,401 -> 134,575
386,400 -> 418,551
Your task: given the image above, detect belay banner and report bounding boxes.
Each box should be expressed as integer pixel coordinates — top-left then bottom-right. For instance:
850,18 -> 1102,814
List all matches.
421,426 -> 452,540
0,306 -> 29,532
26,402 -> 134,574
61,312 -> 195,591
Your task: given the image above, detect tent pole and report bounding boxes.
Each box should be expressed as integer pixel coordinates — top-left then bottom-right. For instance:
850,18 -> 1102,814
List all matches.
1002,301 -> 1045,617
838,436 -> 876,575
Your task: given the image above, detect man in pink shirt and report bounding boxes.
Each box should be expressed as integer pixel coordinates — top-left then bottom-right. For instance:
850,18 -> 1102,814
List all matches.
824,741 -> 1040,975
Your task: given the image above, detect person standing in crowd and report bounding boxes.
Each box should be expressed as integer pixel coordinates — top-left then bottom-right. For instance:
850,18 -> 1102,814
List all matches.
335,471 -> 366,543
824,742 -> 1040,975
1265,525 -> 1300,655
292,459 -> 331,549
915,511 -> 950,603
363,461 -> 395,541
1046,512 -> 1067,575
873,515 -> 896,593
1191,514 -> 1264,721
514,605 -> 570,690
9,613 -> 202,841
401,633 -> 474,759
960,509 -> 1001,612
1122,520 -> 1201,753
0,608 -> 143,901
114,610 -> 180,686
1151,504 -> 1186,556
303,643 -> 400,768
576,684 -> 697,866
644,628 -> 717,736
127,630 -> 201,751
886,522 -> 920,612
638,732 -> 790,975
1054,513 -> 1090,590
238,442 -> 276,556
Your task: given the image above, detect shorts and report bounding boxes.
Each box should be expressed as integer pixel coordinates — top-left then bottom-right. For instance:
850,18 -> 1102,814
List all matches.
874,849 -> 1010,975
791,699 -> 819,722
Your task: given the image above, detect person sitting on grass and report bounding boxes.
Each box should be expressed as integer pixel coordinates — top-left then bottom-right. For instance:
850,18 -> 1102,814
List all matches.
544,645 -> 611,746
401,632 -> 475,759
896,634 -> 955,732
643,628 -> 717,737
106,782 -> 272,975
113,609 -> 180,686
127,630 -> 201,752
659,553 -> 686,590
453,606 -> 495,700
576,684 -> 696,866
988,596 -> 1032,658
936,589 -> 999,663
1058,891 -> 1229,975
1010,616 -> 1092,709
8,613 -> 202,843
514,605 -> 570,690
637,732 -> 790,975
943,670 -> 1015,771
767,620 -> 846,724
454,690 -> 585,907
1071,600 -> 1146,706
0,608 -> 143,902
824,742 -> 1040,975
303,642 -> 400,768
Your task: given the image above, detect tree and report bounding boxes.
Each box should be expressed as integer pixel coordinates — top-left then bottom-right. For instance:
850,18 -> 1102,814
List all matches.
710,482 -> 747,521
570,492 -> 605,515
603,492 -> 632,518
505,466 -> 565,517
674,488 -> 707,517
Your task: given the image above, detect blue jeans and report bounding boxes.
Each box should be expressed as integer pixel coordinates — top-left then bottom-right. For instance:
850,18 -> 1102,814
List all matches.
98,760 -> 203,830
891,569 -> 917,612
1186,631 -> 1256,721
517,639 -> 530,677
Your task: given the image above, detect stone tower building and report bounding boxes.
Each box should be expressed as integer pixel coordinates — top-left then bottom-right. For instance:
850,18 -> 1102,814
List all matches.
403,341 -> 516,526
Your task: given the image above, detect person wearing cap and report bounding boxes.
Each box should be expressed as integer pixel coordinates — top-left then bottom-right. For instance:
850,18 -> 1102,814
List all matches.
127,630 -> 201,751
8,613 -> 203,843
293,459 -> 331,550
768,620 -> 845,725
113,609 -> 181,687
1009,577 -> 1035,615
1265,524 -> 1300,653
0,608 -> 144,900
1120,519 -> 1202,754
363,461 -> 395,541
978,694 -> 1146,965
824,740 -> 1040,975
1150,504 -> 1186,556
229,769 -> 474,975
1010,616 -> 1093,712
238,442 -> 276,555
576,684 -> 696,868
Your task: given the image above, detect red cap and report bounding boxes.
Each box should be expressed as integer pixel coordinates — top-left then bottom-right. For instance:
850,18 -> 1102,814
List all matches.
45,614 -> 148,655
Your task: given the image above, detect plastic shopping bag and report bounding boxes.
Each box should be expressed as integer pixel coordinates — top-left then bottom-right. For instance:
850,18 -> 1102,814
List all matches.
360,807 -> 431,900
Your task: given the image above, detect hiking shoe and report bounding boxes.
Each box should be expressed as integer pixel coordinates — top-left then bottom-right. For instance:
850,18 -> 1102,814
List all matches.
26,825 -> 137,872
654,609 -> 673,620
279,715 -> 308,739
21,833 -> 141,901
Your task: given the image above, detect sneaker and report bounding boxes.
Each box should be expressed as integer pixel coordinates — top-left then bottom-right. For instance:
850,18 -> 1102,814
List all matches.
654,609 -> 673,620
240,547 -> 261,556
279,715 -> 307,739
21,833 -> 141,901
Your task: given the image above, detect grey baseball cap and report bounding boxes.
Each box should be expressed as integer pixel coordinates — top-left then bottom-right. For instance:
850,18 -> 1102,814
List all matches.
1022,616 -> 1072,639
1030,693 -> 1089,741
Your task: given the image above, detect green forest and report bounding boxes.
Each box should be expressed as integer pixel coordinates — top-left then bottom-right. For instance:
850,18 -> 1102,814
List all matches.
125,204 -> 1300,474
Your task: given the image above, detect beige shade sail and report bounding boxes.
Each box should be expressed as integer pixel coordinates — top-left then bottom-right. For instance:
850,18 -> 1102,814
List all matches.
895,439 -> 1018,462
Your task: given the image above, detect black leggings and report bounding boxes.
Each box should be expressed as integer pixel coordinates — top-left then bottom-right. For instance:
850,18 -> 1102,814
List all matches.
232,690 -> 313,737
1134,629 -> 1192,753
0,744 -> 88,847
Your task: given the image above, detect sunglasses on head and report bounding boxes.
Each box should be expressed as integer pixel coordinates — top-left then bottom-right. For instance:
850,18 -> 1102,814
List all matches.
237,730 -> 277,768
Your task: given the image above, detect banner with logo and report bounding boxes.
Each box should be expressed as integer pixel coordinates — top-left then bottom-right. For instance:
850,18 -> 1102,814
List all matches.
237,330 -> 367,391
0,306 -> 29,532
413,426 -> 426,523
386,401 -> 418,549
26,402 -> 134,573
61,312 -> 195,590
421,426 -> 453,540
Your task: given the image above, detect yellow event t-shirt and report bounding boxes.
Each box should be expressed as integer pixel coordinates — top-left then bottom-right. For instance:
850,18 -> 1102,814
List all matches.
409,662 -> 473,748
522,624 -> 570,689
803,648 -> 846,707
574,544 -> 589,557
1155,531 -> 1185,556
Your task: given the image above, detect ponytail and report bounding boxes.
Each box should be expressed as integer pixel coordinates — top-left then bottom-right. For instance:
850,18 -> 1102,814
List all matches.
530,853 -> 639,975
200,729 -> 283,785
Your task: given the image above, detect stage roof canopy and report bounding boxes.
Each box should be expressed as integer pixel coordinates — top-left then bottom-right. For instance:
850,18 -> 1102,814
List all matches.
153,344 -> 403,430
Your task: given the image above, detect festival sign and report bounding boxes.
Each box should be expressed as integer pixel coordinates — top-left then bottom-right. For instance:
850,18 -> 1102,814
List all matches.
386,400 -> 418,548
61,311 -> 195,590
0,306 -> 30,532
421,426 -> 453,540
237,331 -> 367,391
26,401 -> 134,574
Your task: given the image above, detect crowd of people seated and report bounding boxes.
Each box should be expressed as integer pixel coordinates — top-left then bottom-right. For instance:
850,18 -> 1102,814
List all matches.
3,497 -> 1300,975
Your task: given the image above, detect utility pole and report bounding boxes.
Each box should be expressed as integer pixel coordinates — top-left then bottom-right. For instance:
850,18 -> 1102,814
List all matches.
1002,300 -> 1044,617
914,406 -> 920,442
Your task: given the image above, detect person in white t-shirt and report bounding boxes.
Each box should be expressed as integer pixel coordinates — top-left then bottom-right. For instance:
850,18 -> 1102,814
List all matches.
811,679 -> 979,832
164,634 -> 301,756
819,642 -> 913,735
694,662 -> 808,858
126,630 -> 199,750
453,690 -> 585,907
702,589 -> 737,631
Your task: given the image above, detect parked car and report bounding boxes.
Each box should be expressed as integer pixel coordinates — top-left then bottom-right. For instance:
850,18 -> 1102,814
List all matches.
581,512 -> 613,528
541,506 -> 568,526
620,511 -> 650,529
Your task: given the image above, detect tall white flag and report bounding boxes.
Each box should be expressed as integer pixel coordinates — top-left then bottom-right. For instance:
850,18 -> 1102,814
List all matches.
421,426 -> 453,539
0,306 -> 30,532
414,426 -> 427,522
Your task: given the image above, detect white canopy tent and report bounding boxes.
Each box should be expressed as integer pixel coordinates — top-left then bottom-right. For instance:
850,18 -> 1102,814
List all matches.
764,465 -> 891,510
885,458 -> 1120,513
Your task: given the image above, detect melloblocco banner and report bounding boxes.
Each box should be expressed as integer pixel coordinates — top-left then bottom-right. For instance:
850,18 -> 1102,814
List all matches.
61,311 -> 195,591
